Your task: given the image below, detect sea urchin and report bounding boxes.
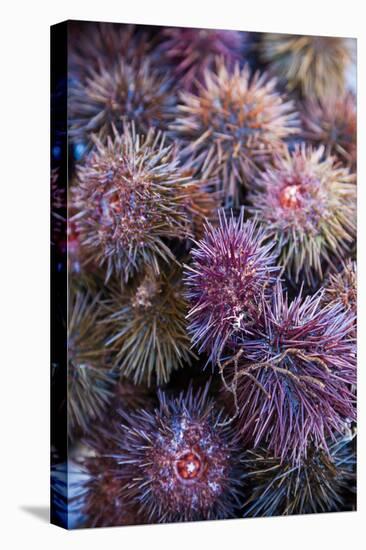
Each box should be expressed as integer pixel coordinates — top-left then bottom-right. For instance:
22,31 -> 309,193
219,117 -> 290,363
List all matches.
158,27 -> 244,92
105,385 -> 246,523
69,58 -> 174,146
260,34 -> 352,101
185,209 -> 278,363
228,281 -> 356,463
172,60 -> 298,204
301,92 -> 356,168
103,267 -> 194,386
243,431 -> 356,516
249,144 -> 356,284
68,289 -> 114,439
72,123 -> 193,282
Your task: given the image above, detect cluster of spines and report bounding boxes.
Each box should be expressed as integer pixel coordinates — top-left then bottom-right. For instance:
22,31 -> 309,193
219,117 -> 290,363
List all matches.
171,59 -> 298,205
260,34 -> 353,101
248,144 -> 356,285
72,123 -> 195,283
185,212 -> 356,461
184,209 -> 278,362
156,27 -> 245,92
61,22 -> 357,526
242,430 -> 356,516
230,280 -> 356,463
77,385 -> 246,525
183,211 -> 356,515
67,289 -> 115,440
102,266 -> 195,386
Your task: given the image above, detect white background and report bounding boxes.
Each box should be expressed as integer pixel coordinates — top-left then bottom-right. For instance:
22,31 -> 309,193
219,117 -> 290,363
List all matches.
0,1 -> 364,548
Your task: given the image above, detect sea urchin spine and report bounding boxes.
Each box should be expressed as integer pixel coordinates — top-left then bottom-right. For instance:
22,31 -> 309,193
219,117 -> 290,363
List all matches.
242,430 -> 356,516
260,34 -> 352,101
249,144 -> 356,284
229,281 -> 356,463
72,123 -> 193,282
185,209 -> 278,363
158,27 -> 244,92
102,267 -> 194,386
103,384 -> 246,523
172,60 -> 298,205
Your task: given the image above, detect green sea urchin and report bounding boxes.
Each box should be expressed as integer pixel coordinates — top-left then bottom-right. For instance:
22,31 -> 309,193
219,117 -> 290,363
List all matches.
243,431 -> 356,516
69,58 -> 174,146
103,267 -> 194,386
260,34 -> 352,101
249,144 -> 356,284
172,60 -> 298,205
72,123 -> 193,282
68,289 -> 114,439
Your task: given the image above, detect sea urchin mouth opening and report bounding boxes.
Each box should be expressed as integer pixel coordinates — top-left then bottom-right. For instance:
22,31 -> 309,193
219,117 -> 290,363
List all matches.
279,184 -> 302,209
175,450 -> 203,482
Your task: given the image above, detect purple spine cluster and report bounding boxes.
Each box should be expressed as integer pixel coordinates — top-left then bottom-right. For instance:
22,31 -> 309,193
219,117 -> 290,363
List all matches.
235,281 -> 356,462
185,210 -> 278,362
185,212 -> 356,465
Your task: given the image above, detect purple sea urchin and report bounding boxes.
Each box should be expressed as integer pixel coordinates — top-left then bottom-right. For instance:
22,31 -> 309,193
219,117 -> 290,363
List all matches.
72,124 -> 193,282
301,93 -> 357,168
103,267 -> 194,386
68,289 -> 114,438
69,22 -> 152,81
105,385 -> 246,523
243,431 -> 356,516
228,281 -> 356,463
249,144 -> 356,284
185,210 -> 278,363
69,58 -> 174,146
171,60 -> 298,204
260,34 -> 352,101
158,27 -> 244,92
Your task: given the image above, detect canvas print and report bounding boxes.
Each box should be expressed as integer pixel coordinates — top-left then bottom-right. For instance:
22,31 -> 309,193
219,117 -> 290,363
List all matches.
50,20 -> 357,529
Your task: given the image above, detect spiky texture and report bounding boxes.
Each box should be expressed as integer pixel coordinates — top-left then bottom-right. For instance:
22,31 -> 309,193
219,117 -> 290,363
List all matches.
177,175 -> 220,239
227,281 -> 356,463
103,267 -> 194,386
76,457 -> 140,528
185,210 -> 278,363
260,34 -> 352,100
102,385 -> 246,523
69,58 -> 174,146
249,145 -> 356,285
301,93 -> 356,168
171,61 -> 298,204
324,261 -> 357,340
51,169 -> 65,245
243,431 -> 356,516
72,124 -> 193,282
69,22 -> 152,81
158,27 -> 244,92
68,290 -> 114,438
